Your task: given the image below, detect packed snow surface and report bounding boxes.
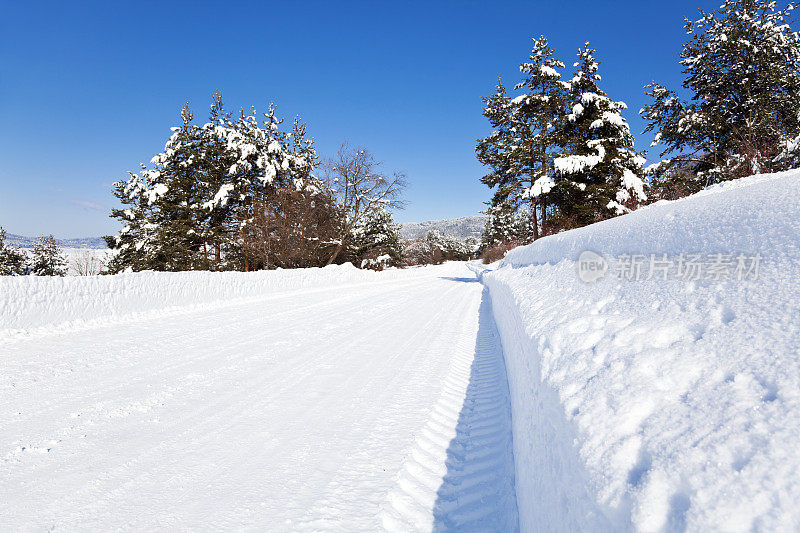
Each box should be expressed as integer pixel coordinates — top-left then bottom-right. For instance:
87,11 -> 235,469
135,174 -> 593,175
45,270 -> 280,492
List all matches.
483,170 -> 800,531
0,263 -> 517,531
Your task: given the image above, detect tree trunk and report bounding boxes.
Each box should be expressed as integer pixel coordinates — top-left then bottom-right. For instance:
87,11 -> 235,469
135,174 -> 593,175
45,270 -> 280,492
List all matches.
542,199 -> 548,227
242,227 -> 249,272
325,242 -> 344,267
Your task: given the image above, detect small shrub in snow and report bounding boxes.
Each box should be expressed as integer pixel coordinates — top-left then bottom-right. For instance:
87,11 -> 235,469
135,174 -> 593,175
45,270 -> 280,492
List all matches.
481,240 -> 522,264
70,250 -> 106,276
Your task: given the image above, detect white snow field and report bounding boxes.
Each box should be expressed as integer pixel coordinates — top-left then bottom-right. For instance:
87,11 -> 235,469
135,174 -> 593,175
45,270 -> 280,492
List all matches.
1,170 -> 799,532
0,263 -> 518,531
483,170 -> 800,532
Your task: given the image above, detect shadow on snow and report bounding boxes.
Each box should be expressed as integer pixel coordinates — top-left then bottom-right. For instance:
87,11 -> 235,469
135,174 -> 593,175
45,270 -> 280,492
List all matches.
431,287 -> 519,531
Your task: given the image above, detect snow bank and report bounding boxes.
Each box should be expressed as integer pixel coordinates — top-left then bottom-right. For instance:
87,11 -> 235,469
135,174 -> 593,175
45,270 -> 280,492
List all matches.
502,170 -> 798,267
484,170 -> 800,531
0,264 -> 429,338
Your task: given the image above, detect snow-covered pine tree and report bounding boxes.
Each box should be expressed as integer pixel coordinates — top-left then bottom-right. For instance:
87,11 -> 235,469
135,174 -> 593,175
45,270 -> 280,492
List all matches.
142,103 -> 209,271
106,101 -> 220,272
425,230 -> 474,261
551,42 -> 646,227
480,201 -> 519,247
287,116 -> 319,187
477,79 -> 520,244
0,227 -> 28,275
106,95 -> 317,272
477,37 -> 576,243
232,108 -> 331,270
349,207 -> 403,269
641,0 -> 800,188
104,169 -> 156,273
512,36 -> 568,238
195,93 -> 240,269
219,103 -> 287,270
30,234 -> 67,276
198,97 -> 298,270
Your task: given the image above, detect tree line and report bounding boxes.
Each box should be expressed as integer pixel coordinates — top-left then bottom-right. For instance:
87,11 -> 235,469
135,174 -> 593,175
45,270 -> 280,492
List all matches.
477,0 -> 800,250
104,94 -> 408,273
0,229 -> 72,276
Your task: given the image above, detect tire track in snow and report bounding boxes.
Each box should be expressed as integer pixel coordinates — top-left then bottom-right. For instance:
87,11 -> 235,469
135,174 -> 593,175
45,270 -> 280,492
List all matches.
381,288 -> 519,532
294,281 -> 476,531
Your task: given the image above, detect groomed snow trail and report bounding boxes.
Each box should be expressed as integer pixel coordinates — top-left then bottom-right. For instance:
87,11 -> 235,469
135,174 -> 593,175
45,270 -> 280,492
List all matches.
381,289 -> 518,532
0,263 -> 518,531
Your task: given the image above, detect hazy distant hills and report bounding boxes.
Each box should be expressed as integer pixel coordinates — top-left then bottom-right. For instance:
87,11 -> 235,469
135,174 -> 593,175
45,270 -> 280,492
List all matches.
6,216 -> 488,249
6,234 -> 108,249
399,216 -> 487,240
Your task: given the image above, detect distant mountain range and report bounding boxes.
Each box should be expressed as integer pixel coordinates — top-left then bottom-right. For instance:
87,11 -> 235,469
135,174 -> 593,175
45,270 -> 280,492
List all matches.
5,216 -> 488,249
399,216 -> 487,240
6,234 -> 108,249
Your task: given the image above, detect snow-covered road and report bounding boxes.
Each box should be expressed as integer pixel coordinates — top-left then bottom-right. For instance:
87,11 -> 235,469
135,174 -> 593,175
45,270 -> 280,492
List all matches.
0,263 -> 518,531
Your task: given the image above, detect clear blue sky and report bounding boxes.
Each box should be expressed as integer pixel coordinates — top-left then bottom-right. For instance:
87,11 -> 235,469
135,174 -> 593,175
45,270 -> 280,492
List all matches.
1,0 -> 716,238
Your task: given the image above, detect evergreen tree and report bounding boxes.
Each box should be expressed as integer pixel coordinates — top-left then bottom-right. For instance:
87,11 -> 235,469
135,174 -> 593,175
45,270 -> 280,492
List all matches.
196,93 -> 240,269
477,79 -> 519,243
30,235 -> 67,276
145,103 -> 209,271
477,37 -> 568,242
231,108 -> 325,270
221,103 -> 289,271
641,0 -> 800,187
0,227 -> 28,275
425,230 -> 475,261
551,42 -> 646,227
481,202 -> 519,247
349,207 -> 404,268
512,36 -> 568,238
287,115 -> 319,186
104,169 -> 157,273
106,94 -> 326,273
480,203 -> 537,247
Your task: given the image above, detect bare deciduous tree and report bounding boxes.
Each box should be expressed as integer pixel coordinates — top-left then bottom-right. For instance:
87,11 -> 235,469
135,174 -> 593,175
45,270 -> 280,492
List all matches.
70,250 -> 106,276
322,143 -> 406,266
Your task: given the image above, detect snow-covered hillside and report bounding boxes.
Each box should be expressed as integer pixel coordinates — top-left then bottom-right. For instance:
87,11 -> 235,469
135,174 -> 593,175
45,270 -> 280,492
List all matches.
6,234 -> 107,249
400,215 -> 487,240
483,170 -> 800,531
